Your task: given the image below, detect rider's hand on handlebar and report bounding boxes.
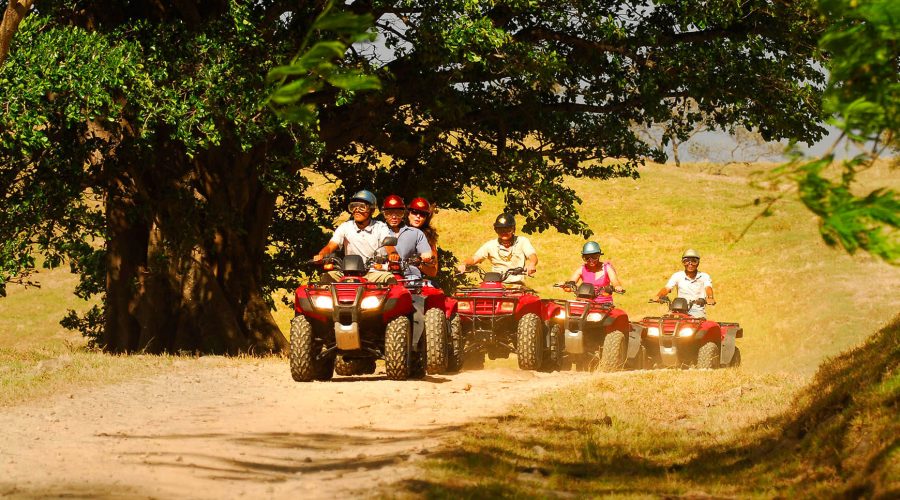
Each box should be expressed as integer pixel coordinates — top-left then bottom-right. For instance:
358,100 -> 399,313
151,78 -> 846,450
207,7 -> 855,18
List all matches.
456,263 -> 469,274
312,254 -> 324,263
524,264 -> 536,276
706,298 -> 716,306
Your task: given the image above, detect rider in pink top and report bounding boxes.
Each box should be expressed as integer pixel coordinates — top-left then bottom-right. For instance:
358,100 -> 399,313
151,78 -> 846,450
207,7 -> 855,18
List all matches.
565,241 -> 624,304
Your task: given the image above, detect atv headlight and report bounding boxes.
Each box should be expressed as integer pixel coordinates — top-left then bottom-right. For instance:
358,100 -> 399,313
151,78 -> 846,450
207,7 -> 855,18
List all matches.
360,295 -> 383,310
647,326 -> 660,337
678,327 -> 695,338
457,301 -> 472,312
312,295 -> 334,310
555,309 -> 566,319
586,312 -> 605,322
497,301 -> 515,313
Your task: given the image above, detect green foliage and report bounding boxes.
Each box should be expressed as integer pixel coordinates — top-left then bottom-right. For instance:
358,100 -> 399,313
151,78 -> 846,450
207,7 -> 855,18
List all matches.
768,0 -> 899,263
266,2 -> 380,124
0,1 -> 830,345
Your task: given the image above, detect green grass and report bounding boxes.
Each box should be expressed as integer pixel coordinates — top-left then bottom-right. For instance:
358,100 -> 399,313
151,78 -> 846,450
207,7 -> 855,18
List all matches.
395,316 -> 899,498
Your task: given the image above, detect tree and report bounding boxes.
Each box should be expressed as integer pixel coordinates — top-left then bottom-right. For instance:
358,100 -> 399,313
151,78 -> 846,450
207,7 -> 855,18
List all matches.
1,1 -> 828,354
754,0 -> 898,263
633,98 -> 707,167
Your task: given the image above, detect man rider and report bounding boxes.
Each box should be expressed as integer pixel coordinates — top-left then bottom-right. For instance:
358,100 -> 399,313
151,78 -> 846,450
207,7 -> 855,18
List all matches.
457,213 -> 537,284
654,249 -> 716,318
312,190 -> 397,283
381,195 -> 433,280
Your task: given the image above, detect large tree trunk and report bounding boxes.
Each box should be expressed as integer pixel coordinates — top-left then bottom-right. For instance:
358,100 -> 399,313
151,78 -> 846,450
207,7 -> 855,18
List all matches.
101,143 -> 288,354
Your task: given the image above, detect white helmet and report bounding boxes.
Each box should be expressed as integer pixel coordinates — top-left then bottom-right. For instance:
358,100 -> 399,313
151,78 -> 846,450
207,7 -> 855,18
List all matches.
682,249 -> 700,260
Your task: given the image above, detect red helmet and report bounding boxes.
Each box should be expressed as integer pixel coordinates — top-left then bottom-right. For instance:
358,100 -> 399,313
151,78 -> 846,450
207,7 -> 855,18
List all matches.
382,194 -> 406,210
408,197 -> 431,213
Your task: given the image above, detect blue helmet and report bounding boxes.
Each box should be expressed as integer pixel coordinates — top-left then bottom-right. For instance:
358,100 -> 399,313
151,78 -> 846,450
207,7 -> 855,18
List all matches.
350,190 -> 377,206
581,241 -> 603,255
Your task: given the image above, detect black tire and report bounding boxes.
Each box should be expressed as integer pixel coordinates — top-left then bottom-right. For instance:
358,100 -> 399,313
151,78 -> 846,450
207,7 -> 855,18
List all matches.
729,346 -> 742,368
697,341 -> 721,369
598,331 -> 627,372
384,316 -> 412,380
516,312 -> 543,370
462,348 -> 485,370
539,323 -> 562,372
446,314 -> 464,372
289,316 -> 318,382
334,356 -> 376,376
410,327 -> 427,379
424,308 -> 448,374
315,354 -> 335,381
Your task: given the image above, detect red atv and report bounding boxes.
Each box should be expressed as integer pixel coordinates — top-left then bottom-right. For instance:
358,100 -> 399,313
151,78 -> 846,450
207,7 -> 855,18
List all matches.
635,297 -> 742,369
451,266 -> 558,371
392,256 -> 455,376
547,283 -> 643,371
289,252 -> 437,381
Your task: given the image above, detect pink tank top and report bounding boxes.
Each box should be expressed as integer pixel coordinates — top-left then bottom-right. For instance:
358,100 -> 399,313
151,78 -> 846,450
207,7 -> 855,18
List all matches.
581,262 -> 613,304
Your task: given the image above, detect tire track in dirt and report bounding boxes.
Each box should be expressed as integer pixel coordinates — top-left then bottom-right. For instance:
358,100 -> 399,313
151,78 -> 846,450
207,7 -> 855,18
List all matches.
0,360 -> 588,499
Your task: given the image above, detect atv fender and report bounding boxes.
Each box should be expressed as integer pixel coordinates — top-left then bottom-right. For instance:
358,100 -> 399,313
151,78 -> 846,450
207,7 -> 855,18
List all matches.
626,323 -> 644,360
411,295 -> 426,350
719,324 -> 742,365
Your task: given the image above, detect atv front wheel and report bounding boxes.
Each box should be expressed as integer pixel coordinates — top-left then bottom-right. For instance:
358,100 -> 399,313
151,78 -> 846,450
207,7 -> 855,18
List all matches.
334,356 -> 376,376
290,316 -> 330,382
424,308 -> 449,374
516,312 -> 544,370
446,314 -> 464,372
697,341 -> 721,369
384,316 -> 412,380
598,331 -> 627,372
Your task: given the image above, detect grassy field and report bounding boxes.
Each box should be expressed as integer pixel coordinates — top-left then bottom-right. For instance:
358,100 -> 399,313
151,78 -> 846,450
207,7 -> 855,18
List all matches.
2,160 -> 897,496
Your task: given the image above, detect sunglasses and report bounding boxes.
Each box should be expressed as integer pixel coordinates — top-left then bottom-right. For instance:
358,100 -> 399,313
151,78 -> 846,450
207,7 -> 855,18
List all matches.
582,254 -> 601,261
682,258 -> 699,264
348,202 -> 370,213
383,208 -> 406,217
409,209 -> 429,217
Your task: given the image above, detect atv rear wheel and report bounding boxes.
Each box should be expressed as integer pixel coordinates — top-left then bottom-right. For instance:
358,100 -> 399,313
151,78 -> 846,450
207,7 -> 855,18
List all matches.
516,312 -> 544,370
446,314 -> 464,372
384,316 -> 412,380
289,316 -> 331,382
539,323 -> 562,372
424,308 -> 448,374
334,356 -> 376,376
697,341 -> 721,369
598,331 -> 627,372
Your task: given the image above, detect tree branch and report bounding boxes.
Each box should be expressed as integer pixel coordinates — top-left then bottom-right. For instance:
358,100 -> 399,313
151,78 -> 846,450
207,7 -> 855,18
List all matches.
0,0 -> 34,67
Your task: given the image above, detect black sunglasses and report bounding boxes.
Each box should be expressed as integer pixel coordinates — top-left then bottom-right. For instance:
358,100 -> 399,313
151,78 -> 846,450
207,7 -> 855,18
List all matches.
409,209 -> 429,217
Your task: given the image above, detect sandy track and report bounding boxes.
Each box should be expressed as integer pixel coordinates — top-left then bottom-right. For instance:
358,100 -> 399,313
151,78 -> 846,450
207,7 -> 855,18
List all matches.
0,359 -> 587,499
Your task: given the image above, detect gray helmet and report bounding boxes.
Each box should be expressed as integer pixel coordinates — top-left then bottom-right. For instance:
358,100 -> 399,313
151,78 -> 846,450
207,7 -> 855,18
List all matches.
350,190 -> 377,206
682,248 -> 701,260
493,213 -> 515,229
581,241 -> 603,255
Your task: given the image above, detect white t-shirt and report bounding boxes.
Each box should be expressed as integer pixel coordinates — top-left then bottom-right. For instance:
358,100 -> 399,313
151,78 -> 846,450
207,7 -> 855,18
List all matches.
330,219 -> 393,260
666,271 -> 712,318
473,236 -> 537,284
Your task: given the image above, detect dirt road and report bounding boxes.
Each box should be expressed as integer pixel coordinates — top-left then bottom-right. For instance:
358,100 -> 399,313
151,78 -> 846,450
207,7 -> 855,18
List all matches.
0,359 -> 587,499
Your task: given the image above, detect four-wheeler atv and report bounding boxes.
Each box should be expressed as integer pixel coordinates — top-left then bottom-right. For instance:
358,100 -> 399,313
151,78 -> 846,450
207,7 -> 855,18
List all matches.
394,257 -> 455,376
547,283 -> 643,372
635,297 -> 742,369
289,247 -> 437,382
452,266 -> 559,371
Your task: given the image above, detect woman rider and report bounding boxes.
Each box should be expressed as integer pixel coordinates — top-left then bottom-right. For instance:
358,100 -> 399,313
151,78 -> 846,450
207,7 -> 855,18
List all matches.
406,197 -> 439,277
565,241 -> 624,304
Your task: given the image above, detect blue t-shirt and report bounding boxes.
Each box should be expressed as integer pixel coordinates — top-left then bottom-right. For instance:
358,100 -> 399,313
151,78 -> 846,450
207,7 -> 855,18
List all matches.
391,225 -> 432,279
